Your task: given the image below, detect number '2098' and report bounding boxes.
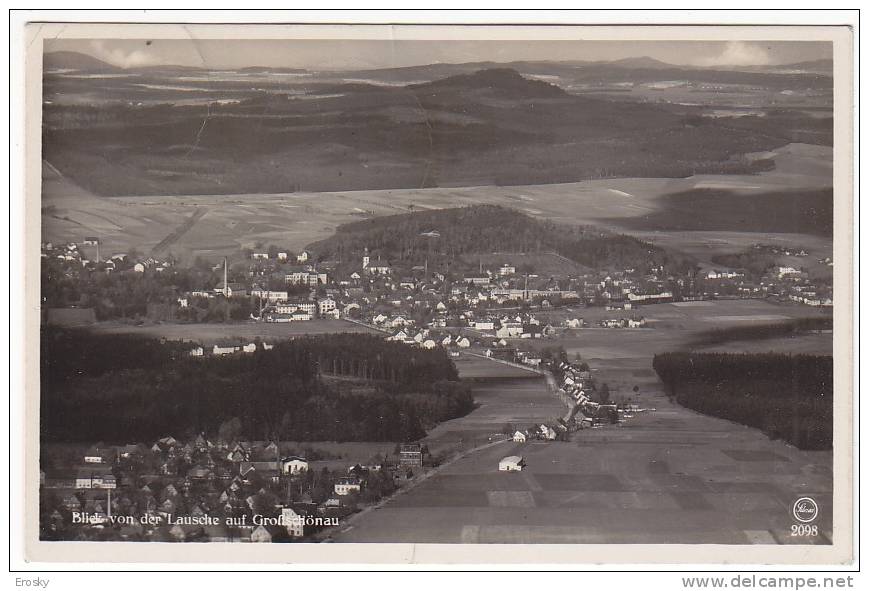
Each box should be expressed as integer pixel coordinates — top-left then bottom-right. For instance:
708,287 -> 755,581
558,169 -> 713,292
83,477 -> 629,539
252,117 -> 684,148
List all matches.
791,524 -> 818,536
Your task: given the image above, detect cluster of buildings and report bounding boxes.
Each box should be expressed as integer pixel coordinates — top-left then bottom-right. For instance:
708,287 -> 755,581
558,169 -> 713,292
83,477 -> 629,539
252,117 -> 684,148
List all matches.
40,240 -> 173,275
42,232 -> 836,335
598,317 -> 647,329
41,437 -> 429,543
766,266 -> 833,308
550,360 -> 620,428
188,342 -> 275,357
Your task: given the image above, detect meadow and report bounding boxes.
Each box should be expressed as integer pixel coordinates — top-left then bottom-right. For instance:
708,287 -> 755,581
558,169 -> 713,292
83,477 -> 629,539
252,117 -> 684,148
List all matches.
42,142 -> 833,269
89,319 -> 377,345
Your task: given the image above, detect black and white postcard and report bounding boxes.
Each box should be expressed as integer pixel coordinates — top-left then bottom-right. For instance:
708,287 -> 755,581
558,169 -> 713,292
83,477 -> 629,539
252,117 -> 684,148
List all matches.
15,19 -> 855,567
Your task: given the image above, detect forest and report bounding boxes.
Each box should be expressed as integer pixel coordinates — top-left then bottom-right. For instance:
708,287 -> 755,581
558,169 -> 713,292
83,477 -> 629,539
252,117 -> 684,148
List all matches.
687,317 -> 833,347
309,205 -> 696,275
41,328 -> 473,444
653,352 -> 833,450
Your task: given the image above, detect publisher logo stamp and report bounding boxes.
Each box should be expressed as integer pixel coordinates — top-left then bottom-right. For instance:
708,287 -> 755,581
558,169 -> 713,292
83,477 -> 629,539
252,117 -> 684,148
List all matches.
792,497 -> 819,523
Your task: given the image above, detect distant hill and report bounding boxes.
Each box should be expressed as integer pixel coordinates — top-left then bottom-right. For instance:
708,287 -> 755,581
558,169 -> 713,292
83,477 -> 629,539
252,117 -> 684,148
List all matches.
43,51 -> 119,72
408,67 -> 567,98
308,205 -> 696,274
608,56 -> 676,69
42,54 -> 830,197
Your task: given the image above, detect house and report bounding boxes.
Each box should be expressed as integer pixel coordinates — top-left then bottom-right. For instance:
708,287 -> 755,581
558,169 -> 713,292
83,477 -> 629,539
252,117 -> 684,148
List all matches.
498,456 -> 525,471
274,302 -> 316,315
214,282 -> 248,298
213,345 -> 237,356
83,237 -> 99,246
538,425 -> 557,441
388,329 -> 409,342
421,339 -> 437,349
706,269 -> 744,280
83,446 -> 105,464
277,252 -> 288,261
281,456 -> 309,475
366,263 -> 391,275
297,251 -> 309,263
512,431 -> 527,443
62,494 -> 82,511
291,310 -> 312,322
133,263 -> 145,273
250,525 -> 275,543
334,477 -> 362,496
250,289 -> 289,302
399,443 -> 424,467
75,467 -> 115,489
281,507 -> 307,538
455,337 -> 471,348
285,270 -> 327,286
251,252 -> 269,260
318,298 -> 337,315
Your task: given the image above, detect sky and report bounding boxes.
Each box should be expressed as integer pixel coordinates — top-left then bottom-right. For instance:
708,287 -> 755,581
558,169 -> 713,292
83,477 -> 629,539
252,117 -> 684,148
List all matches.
44,38 -> 832,71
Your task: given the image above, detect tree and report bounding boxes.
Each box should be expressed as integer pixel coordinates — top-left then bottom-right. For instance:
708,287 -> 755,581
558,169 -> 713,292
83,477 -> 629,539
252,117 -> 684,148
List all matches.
598,383 -> 611,405
217,417 -> 242,442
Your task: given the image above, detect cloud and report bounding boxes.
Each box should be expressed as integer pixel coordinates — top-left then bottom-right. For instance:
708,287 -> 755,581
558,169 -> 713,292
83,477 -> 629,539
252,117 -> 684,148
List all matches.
694,41 -> 772,67
89,40 -> 159,69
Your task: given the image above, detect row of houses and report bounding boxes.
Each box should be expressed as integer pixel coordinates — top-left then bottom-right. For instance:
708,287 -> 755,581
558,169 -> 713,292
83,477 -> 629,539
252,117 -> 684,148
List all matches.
386,329 -> 471,350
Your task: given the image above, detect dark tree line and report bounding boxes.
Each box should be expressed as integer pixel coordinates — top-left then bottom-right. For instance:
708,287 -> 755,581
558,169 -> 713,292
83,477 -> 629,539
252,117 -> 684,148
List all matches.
688,317 -> 833,348
653,352 -> 833,450
41,329 -> 472,444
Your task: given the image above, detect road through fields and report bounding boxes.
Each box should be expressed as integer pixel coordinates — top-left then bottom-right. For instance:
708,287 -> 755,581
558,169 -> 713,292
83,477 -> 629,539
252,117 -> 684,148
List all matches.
333,340 -> 833,545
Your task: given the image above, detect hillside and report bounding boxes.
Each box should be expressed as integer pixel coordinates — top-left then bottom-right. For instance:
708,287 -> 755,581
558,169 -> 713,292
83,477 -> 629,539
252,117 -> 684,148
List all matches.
612,188 -> 834,237
308,205 -> 696,274
44,51 -> 121,72
41,61 -> 824,197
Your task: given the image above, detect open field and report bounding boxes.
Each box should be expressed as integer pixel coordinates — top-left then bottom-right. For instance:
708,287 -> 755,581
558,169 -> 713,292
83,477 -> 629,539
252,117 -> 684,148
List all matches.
89,319 -> 377,345
334,381 -> 833,544
453,354 -> 543,379
42,143 -> 832,266
335,350 -> 833,544
330,299 -> 833,544
424,374 -> 564,458
536,299 -> 830,330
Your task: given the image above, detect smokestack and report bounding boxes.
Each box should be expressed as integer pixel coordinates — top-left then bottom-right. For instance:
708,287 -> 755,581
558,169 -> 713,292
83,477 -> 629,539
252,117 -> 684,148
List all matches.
223,257 -> 229,297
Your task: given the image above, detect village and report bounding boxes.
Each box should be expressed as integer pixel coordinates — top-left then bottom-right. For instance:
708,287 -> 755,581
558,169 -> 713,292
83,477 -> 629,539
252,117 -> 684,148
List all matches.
39,341 -> 641,544
40,434 -> 434,543
41,236 -> 833,368
38,231 -> 834,544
